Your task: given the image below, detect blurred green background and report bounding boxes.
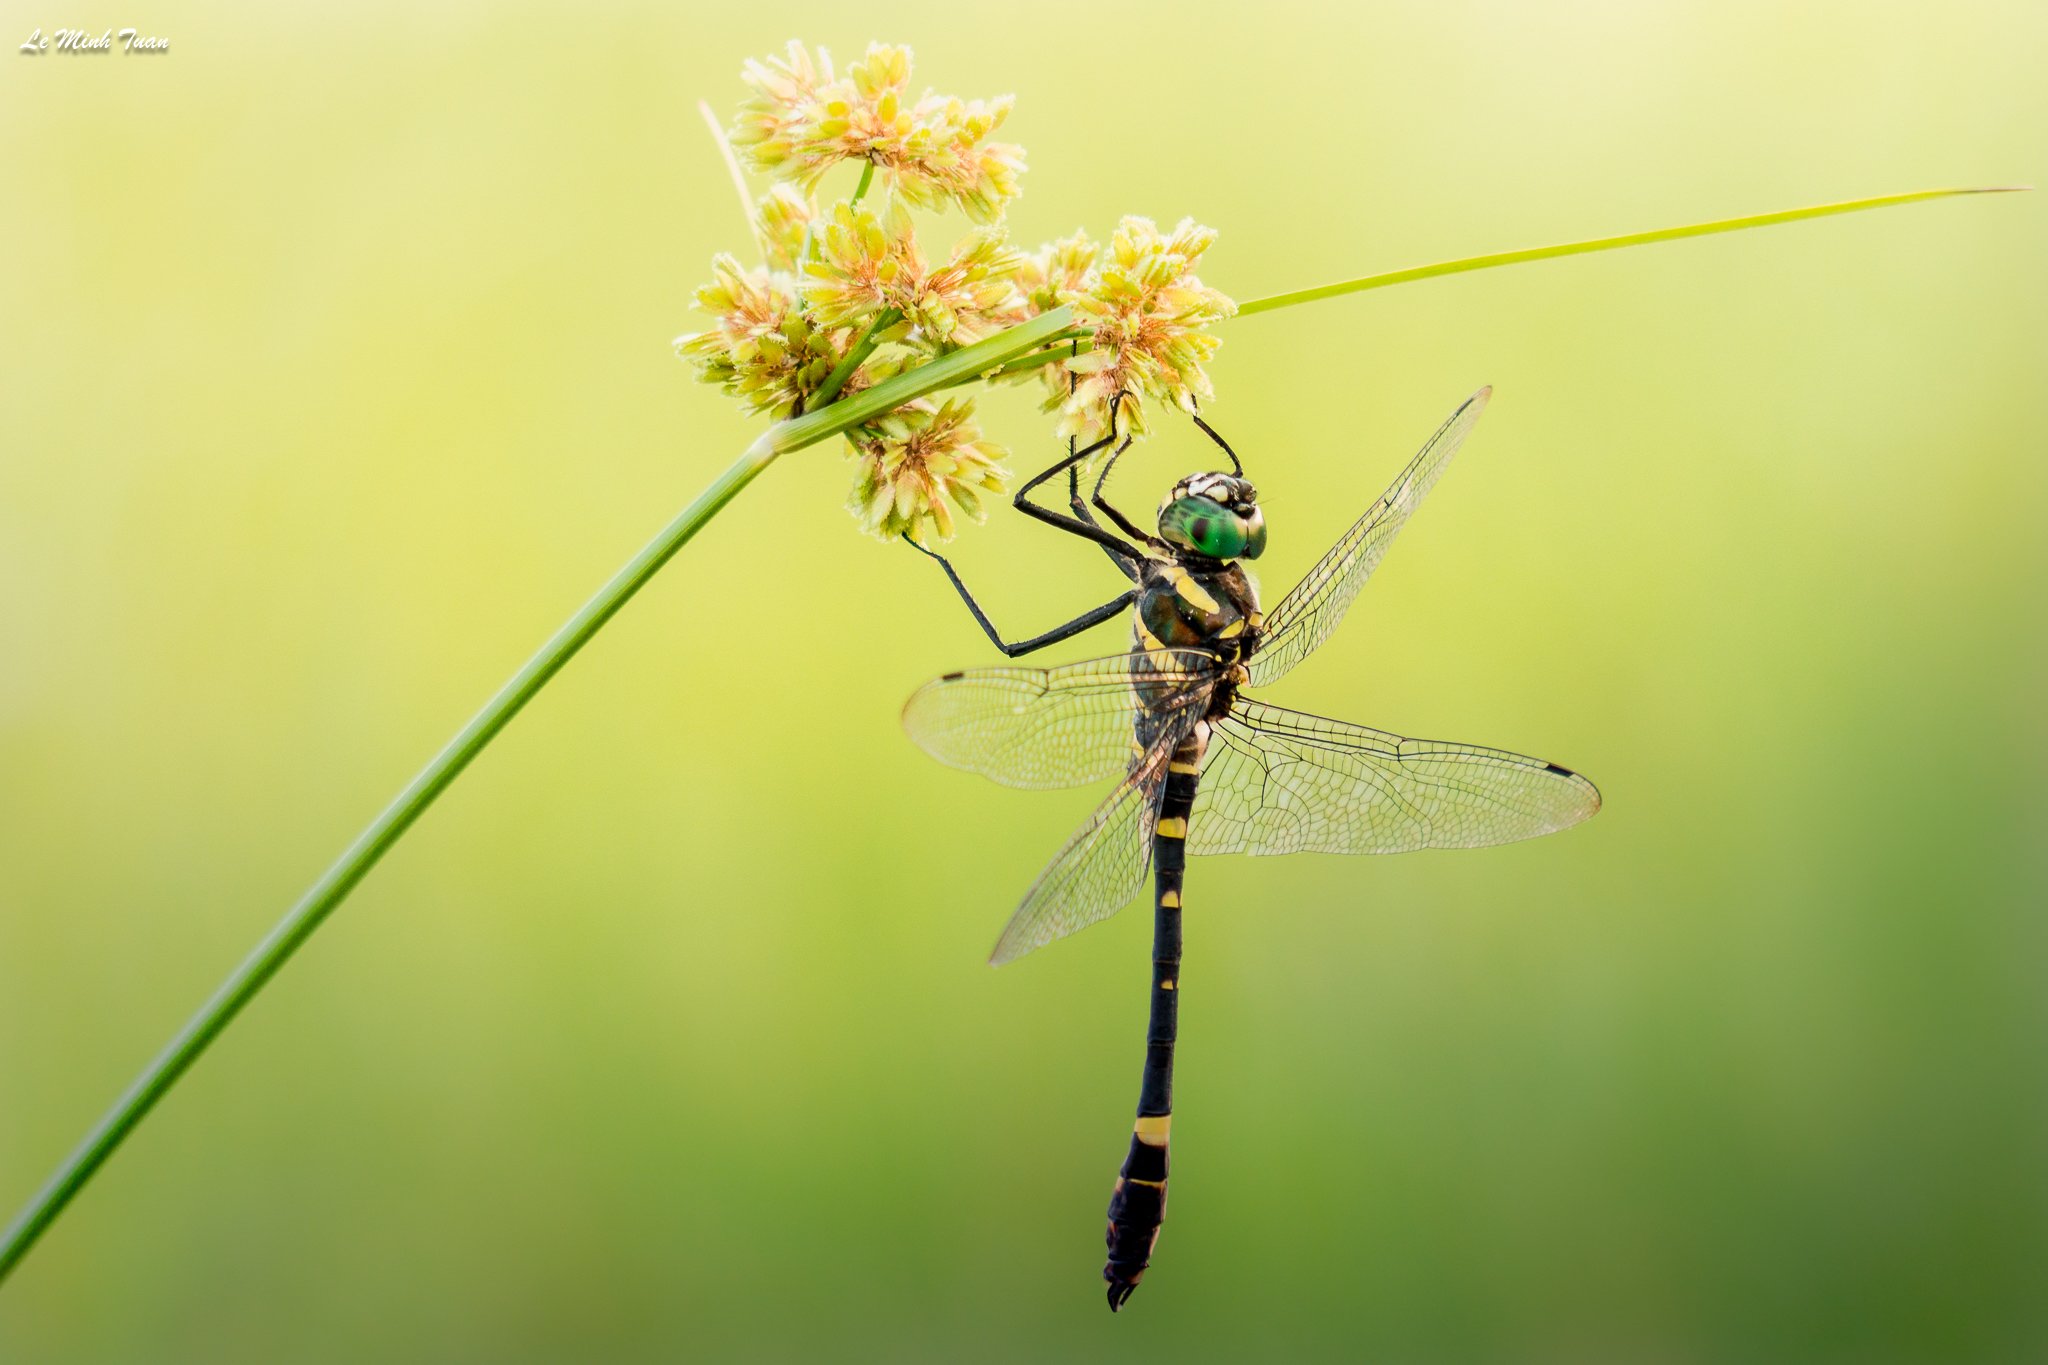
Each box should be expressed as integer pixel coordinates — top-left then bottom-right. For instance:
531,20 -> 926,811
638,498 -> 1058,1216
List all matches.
3,1 -> 2044,1360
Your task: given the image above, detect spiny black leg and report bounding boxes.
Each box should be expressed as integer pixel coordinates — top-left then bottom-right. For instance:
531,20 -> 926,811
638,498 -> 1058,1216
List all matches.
1014,429 -> 1139,562
1187,402 -> 1244,476
1062,357 -> 1102,529
1068,442 -> 1141,579
1067,457 -> 1093,523
1089,436 -> 1153,543
905,539 -> 1135,658
1012,393 -> 1145,564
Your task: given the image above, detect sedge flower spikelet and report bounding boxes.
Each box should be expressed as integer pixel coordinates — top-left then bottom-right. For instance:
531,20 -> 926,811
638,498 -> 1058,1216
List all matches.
847,398 -> 1010,543
731,41 -> 1025,224
673,255 -> 853,419
1046,217 -> 1236,439
755,184 -> 818,272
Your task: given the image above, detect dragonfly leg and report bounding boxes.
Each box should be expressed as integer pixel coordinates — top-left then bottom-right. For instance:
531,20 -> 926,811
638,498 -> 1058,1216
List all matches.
904,538 -> 1135,658
1187,401 -> 1245,476
1088,436 -> 1154,543
1067,443 -> 1142,579
1013,392 -> 1147,565
1066,457 -> 1095,522
1059,356 -> 1111,531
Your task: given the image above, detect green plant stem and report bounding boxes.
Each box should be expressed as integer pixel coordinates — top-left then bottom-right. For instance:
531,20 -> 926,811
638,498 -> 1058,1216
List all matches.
944,331 -> 1092,389
0,304 -> 1076,1290
798,160 -> 877,277
811,308 -> 901,411
1234,186 -> 2026,316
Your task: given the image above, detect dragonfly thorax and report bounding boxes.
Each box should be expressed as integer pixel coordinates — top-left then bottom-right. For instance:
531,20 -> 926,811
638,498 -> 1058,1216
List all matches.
1135,556 -> 1262,681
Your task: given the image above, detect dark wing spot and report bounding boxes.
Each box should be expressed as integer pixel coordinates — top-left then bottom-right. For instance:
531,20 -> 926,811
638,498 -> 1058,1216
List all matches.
940,670 -> 964,681
1543,761 -> 1574,776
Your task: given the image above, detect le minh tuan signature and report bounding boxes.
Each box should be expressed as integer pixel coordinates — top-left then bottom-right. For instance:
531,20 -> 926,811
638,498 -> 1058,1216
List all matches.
20,27 -> 169,54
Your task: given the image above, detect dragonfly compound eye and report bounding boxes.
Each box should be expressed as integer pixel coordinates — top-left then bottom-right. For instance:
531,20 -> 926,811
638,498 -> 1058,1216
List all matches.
1240,505 -> 1267,559
1158,495 -> 1255,560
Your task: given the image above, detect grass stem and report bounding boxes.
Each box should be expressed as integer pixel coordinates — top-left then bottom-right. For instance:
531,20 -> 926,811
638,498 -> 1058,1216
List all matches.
0,305 -> 1076,1288
1235,187 -> 2028,316
811,308 -> 901,411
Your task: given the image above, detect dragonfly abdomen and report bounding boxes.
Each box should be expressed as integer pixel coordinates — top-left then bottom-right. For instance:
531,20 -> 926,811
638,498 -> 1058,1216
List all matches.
1104,721 -> 1207,1311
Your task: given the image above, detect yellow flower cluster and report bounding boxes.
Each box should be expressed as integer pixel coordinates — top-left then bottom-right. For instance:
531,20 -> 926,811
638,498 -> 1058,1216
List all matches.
680,42 -> 1236,542
846,399 -> 1009,542
1014,229 -> 1100,315
803,201 -> 1025,345
1039,217 -> 1237,439
674,255 -> 850,419
754,184 -> 816,272
731,42 -> 1024,224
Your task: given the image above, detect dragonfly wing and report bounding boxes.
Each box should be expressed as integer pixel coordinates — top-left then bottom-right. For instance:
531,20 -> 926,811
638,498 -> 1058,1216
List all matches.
1248,389 -> 1491,688
1189,699 -> 1600,856
988,718 -> 1201,965
903,648 -> 1219,790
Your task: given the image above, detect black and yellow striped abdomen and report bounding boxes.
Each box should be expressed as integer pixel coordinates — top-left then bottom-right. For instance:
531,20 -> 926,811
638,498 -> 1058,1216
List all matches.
1103,553 -> 1261,1310
1103,721 -> 1207,1310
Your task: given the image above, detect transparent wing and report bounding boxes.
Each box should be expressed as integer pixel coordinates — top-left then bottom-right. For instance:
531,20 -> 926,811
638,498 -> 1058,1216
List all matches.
1249,388 -> 1491,687
903,648 -> 1220,790
989,717 -> 1200,965
1190,700 -> 1600,856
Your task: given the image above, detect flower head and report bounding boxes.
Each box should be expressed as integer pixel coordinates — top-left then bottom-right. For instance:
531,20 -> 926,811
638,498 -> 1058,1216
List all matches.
730,42 -> 1025,223
800,200 -> 912,331
882,93 -> 1025,224
1047,216 -> 1236,439
802,201 -> 1025,347
1015,229 -> 1100,314
847,398 -> 1009,542
674,254 -> 848,418
687,46 -> 1239,549
729,41 -> 837,183
755,184 -> 818,272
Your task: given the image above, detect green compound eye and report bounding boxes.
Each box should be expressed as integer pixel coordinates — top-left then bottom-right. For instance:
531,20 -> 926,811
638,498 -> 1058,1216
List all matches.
1161,496 -> 1254,560
1240,507 -> 1267,559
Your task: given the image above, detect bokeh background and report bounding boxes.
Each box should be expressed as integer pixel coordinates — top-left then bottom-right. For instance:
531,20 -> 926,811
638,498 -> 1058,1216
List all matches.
3,2 -> 2045,1360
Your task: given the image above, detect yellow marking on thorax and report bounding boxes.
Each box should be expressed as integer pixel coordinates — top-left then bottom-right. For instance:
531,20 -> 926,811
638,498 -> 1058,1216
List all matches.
1134,1114 -> 1172,1146
1215,618 -> 1245,639
1247,610 -> 1264,629
1134,622 -> 1182,670
1155,817 -> 1188,839
1164,566 -> 1221,615
1159,888 -> 1180,907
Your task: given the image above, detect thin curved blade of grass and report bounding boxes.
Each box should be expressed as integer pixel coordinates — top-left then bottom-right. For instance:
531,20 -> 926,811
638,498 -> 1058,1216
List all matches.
0,303 -> 1076,1289
1235,186 -> 2029,317
697,98 -> 760,251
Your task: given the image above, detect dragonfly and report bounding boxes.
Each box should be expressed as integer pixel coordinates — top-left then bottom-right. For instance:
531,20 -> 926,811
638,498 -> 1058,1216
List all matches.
901,387 -> 1601,1310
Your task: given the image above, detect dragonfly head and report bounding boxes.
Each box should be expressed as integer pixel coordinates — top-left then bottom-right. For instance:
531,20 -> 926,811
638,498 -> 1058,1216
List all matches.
1158,472 -> 1266,561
